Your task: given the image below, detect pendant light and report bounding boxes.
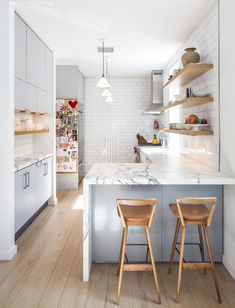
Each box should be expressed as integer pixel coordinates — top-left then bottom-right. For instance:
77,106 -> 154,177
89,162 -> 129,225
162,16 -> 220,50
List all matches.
105,95 -> 114,103
102,88 -> 112,97
102,59 -> 112,97
96,40 -> 110,88
105,72 -> 113,103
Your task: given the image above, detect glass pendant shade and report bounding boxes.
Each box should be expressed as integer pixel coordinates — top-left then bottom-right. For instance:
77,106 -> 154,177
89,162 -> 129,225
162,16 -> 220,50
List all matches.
102,88 -> 112,97
96,75 -> 110,88
105,95 -> 114,103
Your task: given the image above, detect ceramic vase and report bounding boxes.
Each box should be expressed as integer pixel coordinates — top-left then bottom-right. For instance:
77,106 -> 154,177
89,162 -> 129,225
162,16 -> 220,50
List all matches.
181,47 -> 200,67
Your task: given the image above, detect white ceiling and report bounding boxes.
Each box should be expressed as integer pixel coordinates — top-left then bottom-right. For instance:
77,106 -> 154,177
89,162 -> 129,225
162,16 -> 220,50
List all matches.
14,0 -> 216,77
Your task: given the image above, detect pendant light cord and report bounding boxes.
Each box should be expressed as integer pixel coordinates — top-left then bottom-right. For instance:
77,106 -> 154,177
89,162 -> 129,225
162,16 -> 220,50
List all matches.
102,41 -> 105,77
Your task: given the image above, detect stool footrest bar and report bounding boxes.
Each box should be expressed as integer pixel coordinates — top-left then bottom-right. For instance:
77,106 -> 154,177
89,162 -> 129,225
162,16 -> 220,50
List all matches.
123,264 -> 153,272
182,262 -> 212,270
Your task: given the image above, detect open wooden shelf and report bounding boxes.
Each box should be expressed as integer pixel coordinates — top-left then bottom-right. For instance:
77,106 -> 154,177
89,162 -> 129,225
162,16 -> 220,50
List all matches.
163,96 -> 213,110
15,129 -> 49,135
15,108 -> 47,115
163,63 -> 213,89
164,128 -> 213,136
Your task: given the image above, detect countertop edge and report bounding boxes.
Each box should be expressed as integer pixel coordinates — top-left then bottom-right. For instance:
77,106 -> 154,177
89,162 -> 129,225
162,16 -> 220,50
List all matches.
14,153 -> 53,172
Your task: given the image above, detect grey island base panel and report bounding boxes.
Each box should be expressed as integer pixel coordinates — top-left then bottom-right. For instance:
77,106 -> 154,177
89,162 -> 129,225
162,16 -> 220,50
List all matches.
92,185 -> 222,264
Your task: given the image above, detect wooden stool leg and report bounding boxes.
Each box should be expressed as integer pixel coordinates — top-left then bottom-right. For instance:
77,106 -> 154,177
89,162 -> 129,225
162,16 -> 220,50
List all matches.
116,228 -> 124,276
168,218 -> 180,274
117,227 -> 128,304
202,225 -> 222,304
198,225 -> 206,274
145,226 -> 161,304
176,225 -> 186,303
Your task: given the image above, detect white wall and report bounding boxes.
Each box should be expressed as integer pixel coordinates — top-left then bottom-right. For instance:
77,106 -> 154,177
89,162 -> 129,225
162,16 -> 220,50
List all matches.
85,78 -> 166,172
219,0 -> 235,279
163,2 -> 219,170
0,1 -> 17,259
56,65 -> 85,189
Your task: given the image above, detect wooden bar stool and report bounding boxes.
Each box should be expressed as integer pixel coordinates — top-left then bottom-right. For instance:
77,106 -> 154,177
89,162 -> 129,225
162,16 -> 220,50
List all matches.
116,199 -> 161,304
168,197 -> 222,304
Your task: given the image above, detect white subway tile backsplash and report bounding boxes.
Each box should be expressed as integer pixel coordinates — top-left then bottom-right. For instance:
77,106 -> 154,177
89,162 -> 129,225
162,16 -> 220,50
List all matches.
84,78 -> 165,173
163,2 -> 219,170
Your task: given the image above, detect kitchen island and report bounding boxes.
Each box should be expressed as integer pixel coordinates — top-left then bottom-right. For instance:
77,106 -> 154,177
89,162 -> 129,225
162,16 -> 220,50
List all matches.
83,148 -> 235,281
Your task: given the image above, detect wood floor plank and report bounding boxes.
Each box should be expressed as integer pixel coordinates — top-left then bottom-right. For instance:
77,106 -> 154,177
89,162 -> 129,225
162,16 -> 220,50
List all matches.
143,265 -> 170,308
184,269 -> 220,308
85,264 -> 109,308
58,239 -> 88,308
0,191 -> 81,307
37,210 -> 83,308
0,189 -> 69,285
105,264 -> 133,308
159,263 -> 196,308
7,195 -> 80,308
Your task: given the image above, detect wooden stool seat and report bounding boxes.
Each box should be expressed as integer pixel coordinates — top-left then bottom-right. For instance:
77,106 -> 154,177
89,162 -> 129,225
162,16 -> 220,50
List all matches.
168,197 -> 222,304
119,204 -> 152,226
116,199 -> 161,305
169,203 -> 209,221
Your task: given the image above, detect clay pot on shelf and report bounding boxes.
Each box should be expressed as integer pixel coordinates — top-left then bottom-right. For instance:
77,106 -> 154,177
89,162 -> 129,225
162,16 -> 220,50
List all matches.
181,47 -> 200,67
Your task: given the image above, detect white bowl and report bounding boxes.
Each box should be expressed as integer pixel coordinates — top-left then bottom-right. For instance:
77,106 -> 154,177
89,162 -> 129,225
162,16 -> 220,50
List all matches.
175,123 -> 185,130
184,124 -> 192,130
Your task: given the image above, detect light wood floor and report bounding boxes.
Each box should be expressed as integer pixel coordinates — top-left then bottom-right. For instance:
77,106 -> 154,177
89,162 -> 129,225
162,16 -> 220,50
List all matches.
0,188 -> 235,308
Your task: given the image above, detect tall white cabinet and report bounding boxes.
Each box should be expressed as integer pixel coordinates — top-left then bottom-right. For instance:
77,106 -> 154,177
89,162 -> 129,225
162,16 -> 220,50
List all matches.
14,13 -> 53,114
14,12 -> 55,238
14,13 -> 27,81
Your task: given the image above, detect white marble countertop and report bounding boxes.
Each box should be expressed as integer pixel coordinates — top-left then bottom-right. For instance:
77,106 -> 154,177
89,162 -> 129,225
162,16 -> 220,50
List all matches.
15,152 -> 53,172
84,147 -> 235,185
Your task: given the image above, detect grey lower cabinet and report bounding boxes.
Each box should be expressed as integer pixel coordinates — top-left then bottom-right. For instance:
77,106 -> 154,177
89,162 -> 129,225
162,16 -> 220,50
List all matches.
36,157 -> 52,211
15,164 -> 36,233
15,157 -> 52,234
92,185 -> 223,263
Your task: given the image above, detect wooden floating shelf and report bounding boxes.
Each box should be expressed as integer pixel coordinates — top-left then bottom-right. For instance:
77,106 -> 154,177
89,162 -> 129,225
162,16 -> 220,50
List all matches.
163,96 -> 213,110
15,129 -> 49,135
163,63 -> 213,89
164,128 -> 213,136
15,108 -> 47,115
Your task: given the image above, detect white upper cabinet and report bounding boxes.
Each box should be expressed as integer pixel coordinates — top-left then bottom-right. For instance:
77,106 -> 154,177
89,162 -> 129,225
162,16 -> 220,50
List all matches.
14,13 -> 53,113
37,88 -> 52,114
27,27 -> 46,90
15,77 -> 37,111
14,14 -> 27,81
45,48 -> 53,93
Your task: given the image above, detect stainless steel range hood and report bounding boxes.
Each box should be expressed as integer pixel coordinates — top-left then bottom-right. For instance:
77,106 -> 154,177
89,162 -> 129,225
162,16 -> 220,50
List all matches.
145,70 -> 163,115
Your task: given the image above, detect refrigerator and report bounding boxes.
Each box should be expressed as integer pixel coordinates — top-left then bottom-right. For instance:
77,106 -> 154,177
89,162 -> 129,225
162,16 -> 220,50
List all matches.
56,99 -> 84,183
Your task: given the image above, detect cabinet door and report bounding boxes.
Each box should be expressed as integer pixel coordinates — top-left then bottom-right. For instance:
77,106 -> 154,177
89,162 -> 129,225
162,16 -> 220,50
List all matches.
15,77 -> 37,111
14,14 -> 27,81
15,164 -> 36,232
15,169 -> 28,232
37,88 -> 52,114
45,48 -> 53,93
36,157 -> 52,210
27,27 -> 45,89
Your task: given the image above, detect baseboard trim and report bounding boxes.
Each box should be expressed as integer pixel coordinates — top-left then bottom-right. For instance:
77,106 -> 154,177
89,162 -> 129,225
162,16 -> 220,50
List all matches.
223,254 -> 235,279
0,244 -> 17,260
48,197 -> 57,206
